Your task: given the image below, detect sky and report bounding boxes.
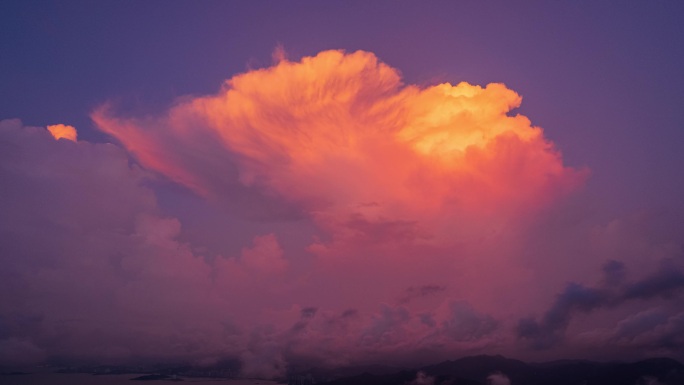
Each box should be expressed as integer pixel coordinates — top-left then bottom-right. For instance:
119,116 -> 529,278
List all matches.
1,0 -> 684,377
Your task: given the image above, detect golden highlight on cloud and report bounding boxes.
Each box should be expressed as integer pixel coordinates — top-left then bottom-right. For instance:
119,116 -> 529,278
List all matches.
93,50 -> 586,246
47,123 -> 77,141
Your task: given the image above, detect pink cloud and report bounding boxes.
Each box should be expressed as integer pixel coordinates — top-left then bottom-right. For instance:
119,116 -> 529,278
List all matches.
93,50 -> 586,248
241,234 -> 288,274
2,49 -> 683,375
90,53 -> 591,335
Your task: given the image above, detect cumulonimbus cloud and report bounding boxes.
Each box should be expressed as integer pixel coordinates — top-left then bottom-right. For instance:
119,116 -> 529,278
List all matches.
85,50 -> 599,369
9,50 -> 681,374
93,49 -> 586,250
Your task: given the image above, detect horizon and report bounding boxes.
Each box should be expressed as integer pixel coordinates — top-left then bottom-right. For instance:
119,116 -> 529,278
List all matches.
1,1 -> 684,379
2,354 -> 683,385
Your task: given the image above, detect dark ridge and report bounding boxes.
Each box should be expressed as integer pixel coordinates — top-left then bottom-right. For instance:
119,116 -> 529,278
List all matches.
130,374 -> 183,381
320,371 -> 480,385
314,355 -> 684,385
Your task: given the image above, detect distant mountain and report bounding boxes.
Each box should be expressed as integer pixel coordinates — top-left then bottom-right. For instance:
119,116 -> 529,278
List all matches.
315,355 -> 684,385
422,354 -> 529,380
319,370 -> 480,385
301,364 -> 407,379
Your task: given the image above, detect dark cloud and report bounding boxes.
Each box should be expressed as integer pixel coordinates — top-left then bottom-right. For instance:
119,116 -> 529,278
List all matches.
291,308 -> 319,333
300,307 -> 318,319
518,259 -> 684,349
517,283 -> 608,349
602,260 -> 626,286
623,260 -> 684,300
341,309 -> 359,319
611,309 -> 684,351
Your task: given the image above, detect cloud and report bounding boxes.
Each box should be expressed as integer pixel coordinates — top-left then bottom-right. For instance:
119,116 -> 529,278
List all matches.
487,371 -> 511,385
2,119 -> 507,371
47,123 -> 77,141
517,282 -> 608,349
517,259 -> 684,349
87,51 -> 593,367
4,49 -> 684,373
399,285 -> 446,305
439,301 -> 498,342
93,49 -> 586,250
240,234 -> 288,274
410,371 -> 435,385
611,309 -> 684,351
88,54 -> 591,364
623,261 -> 684,300
603,260 -> 627,286
0,119 -> 256,366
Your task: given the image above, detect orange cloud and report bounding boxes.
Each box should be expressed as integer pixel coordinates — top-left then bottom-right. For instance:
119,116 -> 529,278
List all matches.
93,50 -> 586,246
47,124 -> 77,141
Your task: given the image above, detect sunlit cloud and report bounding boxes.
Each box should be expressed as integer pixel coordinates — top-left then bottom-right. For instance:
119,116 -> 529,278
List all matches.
84,50 -> 602,368
93,50 -> 586,250
47,123 -> 77,141
3,49 -> 682,374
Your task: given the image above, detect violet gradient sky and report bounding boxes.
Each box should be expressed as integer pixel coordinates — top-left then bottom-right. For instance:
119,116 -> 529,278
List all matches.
1,0 -> 684,375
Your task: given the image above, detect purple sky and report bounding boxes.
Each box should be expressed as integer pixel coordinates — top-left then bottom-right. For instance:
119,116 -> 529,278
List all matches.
1,1 -> 684,376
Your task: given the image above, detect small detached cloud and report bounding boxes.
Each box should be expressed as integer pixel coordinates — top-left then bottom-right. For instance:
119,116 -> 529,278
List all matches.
410,371 -> 435,385
47,123 -> 77,141
487,371 -> 511,385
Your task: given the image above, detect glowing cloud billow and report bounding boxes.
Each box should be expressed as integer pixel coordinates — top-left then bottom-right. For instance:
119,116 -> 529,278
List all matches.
47,123 -> 78,142
85,50 -> 595,369
94,50 -> 585,243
